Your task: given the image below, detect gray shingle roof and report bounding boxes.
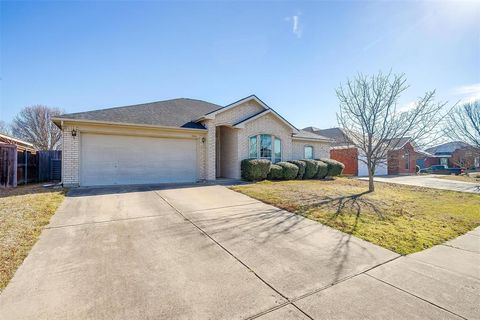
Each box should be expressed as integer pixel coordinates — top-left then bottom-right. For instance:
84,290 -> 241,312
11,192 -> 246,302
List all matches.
425,141 -> 471,155
57,98 -> 223,129
293,130 -> 331,141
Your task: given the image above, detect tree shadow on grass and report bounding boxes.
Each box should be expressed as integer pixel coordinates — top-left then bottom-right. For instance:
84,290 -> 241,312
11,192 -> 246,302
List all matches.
302,190 -> 389,235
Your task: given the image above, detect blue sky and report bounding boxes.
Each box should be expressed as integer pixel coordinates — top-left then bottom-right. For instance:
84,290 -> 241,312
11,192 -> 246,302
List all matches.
1,1 -> 479,129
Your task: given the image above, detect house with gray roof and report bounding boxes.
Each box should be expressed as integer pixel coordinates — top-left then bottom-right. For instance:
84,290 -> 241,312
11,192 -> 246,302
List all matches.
53,95 -> 331,186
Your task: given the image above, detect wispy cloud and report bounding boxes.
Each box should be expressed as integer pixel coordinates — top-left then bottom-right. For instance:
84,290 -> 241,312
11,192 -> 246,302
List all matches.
285,13 -> 302,38
453,83 -> 480,103
399,101 -> 417,112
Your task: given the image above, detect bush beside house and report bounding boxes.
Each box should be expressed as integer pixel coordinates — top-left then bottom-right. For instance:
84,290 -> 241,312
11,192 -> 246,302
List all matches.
241,158 -> 344,182
277,162 -> 299,180
314,160 -> 328,179
303,160 -> 319,179
319,158 -> 345,177
241,159 -> 271,181
288,160 -> 306,179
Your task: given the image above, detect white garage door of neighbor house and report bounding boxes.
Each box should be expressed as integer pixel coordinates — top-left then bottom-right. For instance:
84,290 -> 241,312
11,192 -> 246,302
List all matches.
357,155 -> 388,176
80,133 -> 197,186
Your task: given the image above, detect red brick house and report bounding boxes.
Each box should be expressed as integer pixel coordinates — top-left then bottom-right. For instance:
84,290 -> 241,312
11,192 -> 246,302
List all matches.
330,147 -> 358,175
304,127 -> 418,176
420,141 -> 480,170
387,139 -> 419,175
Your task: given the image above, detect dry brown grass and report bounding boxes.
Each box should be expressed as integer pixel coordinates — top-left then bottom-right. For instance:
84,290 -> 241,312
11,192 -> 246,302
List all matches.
435,174 -> 480,183
0,184 -> 66,291
231,178 -> 480,255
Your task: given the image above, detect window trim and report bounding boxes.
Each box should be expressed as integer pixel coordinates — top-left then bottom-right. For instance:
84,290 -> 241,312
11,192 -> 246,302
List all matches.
304,145 -> 314,160
249,136 -> 258,159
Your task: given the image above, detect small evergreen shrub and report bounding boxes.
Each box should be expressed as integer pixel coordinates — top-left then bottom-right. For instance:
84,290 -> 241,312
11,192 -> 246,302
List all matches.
288,160 -> 306,179
319,158 -> 345,177
277,162 -> 299,180
241,159 -> 271,181
267,164 -> 284,180
303,159 -> 319,179
314,160 -> 328,179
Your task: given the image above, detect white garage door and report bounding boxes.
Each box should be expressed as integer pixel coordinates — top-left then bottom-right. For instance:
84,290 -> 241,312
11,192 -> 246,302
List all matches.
80,133 -> 197,186
357,155 -> 388,176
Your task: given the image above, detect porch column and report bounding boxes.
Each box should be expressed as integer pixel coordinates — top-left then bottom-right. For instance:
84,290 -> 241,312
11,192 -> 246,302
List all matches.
204,120 -> 216,180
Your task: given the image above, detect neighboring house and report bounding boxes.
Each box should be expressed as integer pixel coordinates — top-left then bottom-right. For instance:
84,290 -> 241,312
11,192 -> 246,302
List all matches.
303,127 -> 387,176
0,133 -> 37,187
304,127 -> 420,176
53,95 -> 331,187
386,138 -> 419,175
420,141 -> 480,170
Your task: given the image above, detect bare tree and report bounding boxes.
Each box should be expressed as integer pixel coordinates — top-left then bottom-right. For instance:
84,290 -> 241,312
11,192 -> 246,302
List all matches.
11,105 -> 63,150
336,71 -> 447,192
0,120 -> 10,135
445,100 -> 480,148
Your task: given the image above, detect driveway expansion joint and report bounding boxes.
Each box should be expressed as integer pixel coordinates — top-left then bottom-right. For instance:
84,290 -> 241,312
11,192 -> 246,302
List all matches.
152,191 -> 315,319
365,273 -> 467,320
441,244 -> 480,255
44,214 -> 165,230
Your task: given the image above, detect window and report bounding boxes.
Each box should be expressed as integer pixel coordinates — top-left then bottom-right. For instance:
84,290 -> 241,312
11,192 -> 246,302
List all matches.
404,151 -> 410,170
248,134 -> 281,162
304,146 -> 313,159
440,158 -> 448,167
249,136 -> 257,158
260,134 -> 272,159
274,138 -> 282,163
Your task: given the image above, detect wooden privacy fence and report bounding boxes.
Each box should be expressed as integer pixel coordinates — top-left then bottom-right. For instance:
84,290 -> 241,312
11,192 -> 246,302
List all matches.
17,149 -> 38,185
0,147 -> 62,188
0,144 -> 17,188
38,150 -> 62,182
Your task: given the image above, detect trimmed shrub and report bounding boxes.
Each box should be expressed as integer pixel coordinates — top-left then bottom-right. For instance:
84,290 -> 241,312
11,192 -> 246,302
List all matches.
319,158 -> 345,177
288,160 -> 306,179
241,159 -> 271,181
267,164 -> 284,180
303,159 -> 319,179
314,160 -> 328,179
277,162 -> 299,180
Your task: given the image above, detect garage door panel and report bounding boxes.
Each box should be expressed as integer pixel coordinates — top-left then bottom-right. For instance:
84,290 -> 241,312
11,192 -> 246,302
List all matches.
81,134 -> 197,186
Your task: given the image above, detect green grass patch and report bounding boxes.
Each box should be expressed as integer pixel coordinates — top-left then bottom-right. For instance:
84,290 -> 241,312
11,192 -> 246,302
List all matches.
0,184 -> 67,292
230,178 -> 480,255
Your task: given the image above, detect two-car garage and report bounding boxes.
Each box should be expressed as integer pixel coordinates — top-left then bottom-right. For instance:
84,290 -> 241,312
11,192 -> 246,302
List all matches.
80,133 -> 198,186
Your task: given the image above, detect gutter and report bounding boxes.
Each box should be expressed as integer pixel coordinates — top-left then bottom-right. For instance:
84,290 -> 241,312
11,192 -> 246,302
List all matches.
51,117 -> 208,133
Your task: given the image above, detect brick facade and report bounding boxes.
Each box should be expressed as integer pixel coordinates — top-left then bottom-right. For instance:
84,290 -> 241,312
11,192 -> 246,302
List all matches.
387,142 -> 417,175
60,98 -> 331,185
330,148 -> 358,175
62,125 -> 80,187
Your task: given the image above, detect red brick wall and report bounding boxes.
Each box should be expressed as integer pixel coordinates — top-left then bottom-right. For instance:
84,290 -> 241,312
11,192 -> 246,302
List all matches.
330,148 -> 358,175
451,147 -> 480,169
424,157 -> 439,168
387,143 -> 417,175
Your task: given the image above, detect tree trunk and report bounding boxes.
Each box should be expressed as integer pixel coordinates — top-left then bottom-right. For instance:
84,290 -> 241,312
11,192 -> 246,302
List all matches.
368,174 -> 375,192
367,156 -> 375,192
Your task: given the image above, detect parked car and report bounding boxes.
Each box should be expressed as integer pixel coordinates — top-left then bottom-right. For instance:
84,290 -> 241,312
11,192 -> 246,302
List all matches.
418,165 -> 463,175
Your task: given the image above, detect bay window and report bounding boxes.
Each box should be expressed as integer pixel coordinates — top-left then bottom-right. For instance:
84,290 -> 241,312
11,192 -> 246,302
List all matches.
248,134 -> 282,163
260,134 -> 272,159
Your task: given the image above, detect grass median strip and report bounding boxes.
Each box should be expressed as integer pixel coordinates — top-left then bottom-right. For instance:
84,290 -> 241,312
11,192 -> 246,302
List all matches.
230,178 -> 480,255
0,184 -> 66,291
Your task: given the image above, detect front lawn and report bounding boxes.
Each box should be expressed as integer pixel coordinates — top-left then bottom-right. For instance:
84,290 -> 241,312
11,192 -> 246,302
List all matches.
0,184 -> 66,291
231,178 -> 480,255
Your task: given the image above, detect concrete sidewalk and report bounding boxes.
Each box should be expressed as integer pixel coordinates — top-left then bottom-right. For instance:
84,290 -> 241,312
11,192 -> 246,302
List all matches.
0,185 -> 478,319
358,175 -> 480,193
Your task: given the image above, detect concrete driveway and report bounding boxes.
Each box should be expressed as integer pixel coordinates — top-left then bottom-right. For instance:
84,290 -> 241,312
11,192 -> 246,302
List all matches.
359,175 -> 480,193
0,184 -> 477,319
